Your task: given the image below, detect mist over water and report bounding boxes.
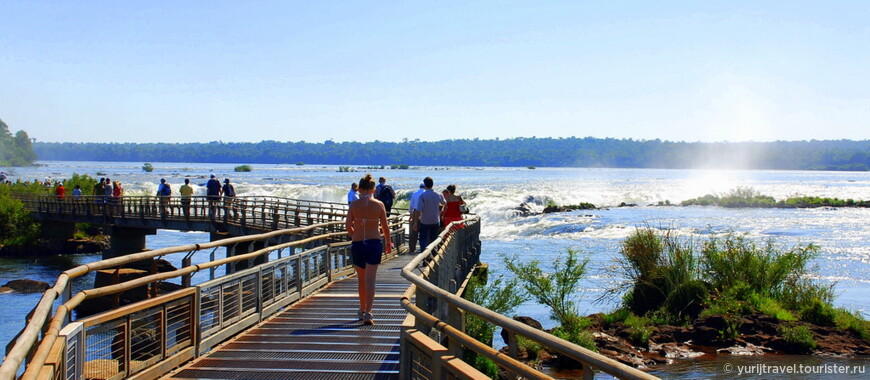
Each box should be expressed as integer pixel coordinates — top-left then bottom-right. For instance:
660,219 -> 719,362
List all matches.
3,162 -> 869,375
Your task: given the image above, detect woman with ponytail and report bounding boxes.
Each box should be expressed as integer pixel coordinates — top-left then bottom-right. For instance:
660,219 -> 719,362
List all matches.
345,174 -> 393,325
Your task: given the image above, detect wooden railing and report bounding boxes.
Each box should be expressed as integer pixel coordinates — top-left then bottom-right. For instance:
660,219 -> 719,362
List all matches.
399,217 -> 660,380
0,215 -> 406,380
17,194 -> 353,231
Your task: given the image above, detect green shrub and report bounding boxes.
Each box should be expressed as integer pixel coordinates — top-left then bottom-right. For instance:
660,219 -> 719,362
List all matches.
833,309 -> 870,341
801,298 -> 837,326
624,314 -> 653,347
462,270 -> 526,375
614,228 -> 702,319
504,249 -> 589,328
779,325 -> 816,352
663,279 -> 708,320
234,164 -> 253,172
472,355 -> 499,378
552,322 -> 597,352
0,194 -> 40,246
142,163 -> 154,172
602,309 -> 630,327
517,336 -> 543,361
702,234 -> 818,301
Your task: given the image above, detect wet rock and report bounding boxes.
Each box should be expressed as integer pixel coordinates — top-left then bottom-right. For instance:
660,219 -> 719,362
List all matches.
512,203 -> 537,217
501,316 -> 544,346
716,343 -> 771,356
2,279 -> 51,293
649,342 -> 705,359
542,203 -> 597,214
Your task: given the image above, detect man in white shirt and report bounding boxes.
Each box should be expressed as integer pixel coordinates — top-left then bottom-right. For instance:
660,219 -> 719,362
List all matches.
407,183 -> 425,253
416,177 -> 445,251
347,183 -> 359,205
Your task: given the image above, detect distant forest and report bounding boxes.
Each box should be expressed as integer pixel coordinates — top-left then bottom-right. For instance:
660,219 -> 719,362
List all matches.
32,138 -> 870,171
0,119 -> 37,166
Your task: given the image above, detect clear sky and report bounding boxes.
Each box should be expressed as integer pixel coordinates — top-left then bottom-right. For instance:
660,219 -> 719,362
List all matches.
1,1 -> 868,144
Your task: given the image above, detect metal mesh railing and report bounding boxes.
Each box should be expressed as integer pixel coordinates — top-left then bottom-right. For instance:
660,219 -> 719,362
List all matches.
400,216 -> 660,380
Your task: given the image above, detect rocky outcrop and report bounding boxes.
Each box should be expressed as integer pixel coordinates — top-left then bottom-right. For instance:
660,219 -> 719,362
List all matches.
542,203 -> 597,214
0,279 -> 51,293
502,313 -> 870,372
0,237 -> 109,257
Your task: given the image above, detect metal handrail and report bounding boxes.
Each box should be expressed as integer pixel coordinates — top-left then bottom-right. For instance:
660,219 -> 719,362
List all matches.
400,217 -> 659,380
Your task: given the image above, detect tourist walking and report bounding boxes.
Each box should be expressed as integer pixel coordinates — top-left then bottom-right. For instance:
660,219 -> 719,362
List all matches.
222,178 -> 237,220
180,178 -> 194,218
347,182 -> 359,205
408,183 -> 425,254
416,177 -> 445,251
345,174 -> 392,325
374,176 -> 396,215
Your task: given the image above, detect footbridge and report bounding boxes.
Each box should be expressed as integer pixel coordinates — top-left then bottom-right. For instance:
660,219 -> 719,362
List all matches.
2,196 -> 658,380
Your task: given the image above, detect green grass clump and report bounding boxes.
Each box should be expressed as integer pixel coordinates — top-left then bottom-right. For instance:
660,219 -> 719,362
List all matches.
779,325 -> 817,352
602,309 -> 631,327
834,309 -> 870,341
624,314 -> 654,347
800,298 -> 838,327
517,336 -> 544,361
701,234 -> 818,301
234,164 -> 253,172
552,323 -> 597,352
612,228 -> 703,321
749,293 -> 797,321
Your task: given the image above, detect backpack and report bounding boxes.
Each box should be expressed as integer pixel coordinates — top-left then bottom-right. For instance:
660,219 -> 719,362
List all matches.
376,184 -> 395,204
159,184 -> 171,196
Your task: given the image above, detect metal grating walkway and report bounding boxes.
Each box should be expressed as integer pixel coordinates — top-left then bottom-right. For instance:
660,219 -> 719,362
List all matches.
165,254 -> 415,380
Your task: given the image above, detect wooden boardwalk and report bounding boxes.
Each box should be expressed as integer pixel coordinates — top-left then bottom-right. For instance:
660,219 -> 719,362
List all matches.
164,254 -> 415,380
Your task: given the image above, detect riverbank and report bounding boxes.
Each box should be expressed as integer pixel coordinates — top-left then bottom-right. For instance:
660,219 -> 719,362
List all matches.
502,312 -> 869,371
0,236 -> 107,257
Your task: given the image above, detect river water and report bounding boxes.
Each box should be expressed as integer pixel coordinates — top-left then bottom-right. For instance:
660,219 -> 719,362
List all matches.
1,161 -> 868,377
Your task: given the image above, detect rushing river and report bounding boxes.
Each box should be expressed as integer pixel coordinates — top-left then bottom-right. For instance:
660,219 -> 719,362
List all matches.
2,161 -> 869,378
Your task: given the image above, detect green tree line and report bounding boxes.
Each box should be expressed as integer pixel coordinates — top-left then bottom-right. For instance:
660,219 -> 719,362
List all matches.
0,119 -> 37,166
26,137 -> 870,171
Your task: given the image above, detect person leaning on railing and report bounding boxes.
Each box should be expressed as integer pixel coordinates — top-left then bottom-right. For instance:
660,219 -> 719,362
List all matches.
180,178 -> 194,218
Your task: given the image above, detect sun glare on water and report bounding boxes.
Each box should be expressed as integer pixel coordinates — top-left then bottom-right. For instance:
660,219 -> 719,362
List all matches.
681,170 -> 736,201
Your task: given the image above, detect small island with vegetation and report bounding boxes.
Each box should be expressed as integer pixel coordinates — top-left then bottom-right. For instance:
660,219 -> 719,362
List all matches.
681,187 -> 870,208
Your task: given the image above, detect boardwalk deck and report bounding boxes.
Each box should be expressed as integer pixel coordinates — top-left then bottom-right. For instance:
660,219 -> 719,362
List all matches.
164,254 -> 415,380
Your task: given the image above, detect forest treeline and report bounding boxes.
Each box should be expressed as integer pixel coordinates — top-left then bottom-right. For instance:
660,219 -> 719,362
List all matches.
0,119 -> 37,166
31,137 -> 870,171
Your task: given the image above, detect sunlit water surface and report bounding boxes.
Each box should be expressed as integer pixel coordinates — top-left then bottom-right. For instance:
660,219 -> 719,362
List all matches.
2,162 -> 869,377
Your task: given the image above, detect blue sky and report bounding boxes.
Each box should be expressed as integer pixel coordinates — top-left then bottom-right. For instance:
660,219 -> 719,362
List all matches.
1,1 -> 868,144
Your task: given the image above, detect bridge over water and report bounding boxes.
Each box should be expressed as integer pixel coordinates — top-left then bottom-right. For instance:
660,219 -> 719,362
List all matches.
2,195 -> 658,380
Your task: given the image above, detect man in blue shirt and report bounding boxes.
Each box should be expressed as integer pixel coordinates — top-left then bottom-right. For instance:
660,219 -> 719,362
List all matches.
206,174 -> 222,217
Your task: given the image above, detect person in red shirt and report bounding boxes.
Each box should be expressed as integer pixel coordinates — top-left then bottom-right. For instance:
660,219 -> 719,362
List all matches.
55,183 -> 65,200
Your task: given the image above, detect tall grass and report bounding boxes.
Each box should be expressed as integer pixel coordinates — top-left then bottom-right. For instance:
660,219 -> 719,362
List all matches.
612,228 -> 704,321
611,228 -> 867,337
